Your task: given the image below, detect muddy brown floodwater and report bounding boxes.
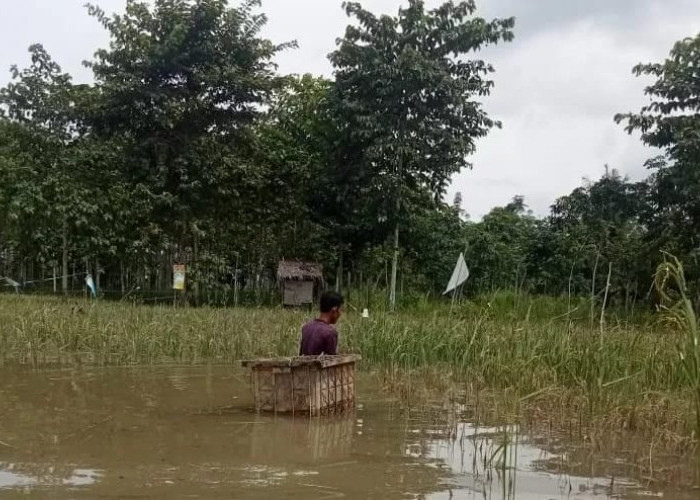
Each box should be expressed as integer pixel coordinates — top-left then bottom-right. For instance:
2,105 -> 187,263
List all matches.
0,365 -> 696,499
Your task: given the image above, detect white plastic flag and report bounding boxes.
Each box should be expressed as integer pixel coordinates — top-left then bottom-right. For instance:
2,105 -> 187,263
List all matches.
443,253 -> 469,295
85,274 -> 97,298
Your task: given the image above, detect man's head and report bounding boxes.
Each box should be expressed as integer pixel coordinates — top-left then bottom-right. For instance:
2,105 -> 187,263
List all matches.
319,291 -> 344,324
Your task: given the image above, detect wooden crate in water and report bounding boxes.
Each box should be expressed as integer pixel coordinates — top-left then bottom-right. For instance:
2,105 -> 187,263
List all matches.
241,355 -> 360,416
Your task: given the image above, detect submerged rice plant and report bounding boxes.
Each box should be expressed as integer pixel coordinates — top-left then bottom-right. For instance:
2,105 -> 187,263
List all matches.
654,255 -> 700,469
0,290 -> 695,442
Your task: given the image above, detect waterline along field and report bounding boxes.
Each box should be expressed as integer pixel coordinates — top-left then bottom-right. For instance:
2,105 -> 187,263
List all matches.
1,293 -> 697,444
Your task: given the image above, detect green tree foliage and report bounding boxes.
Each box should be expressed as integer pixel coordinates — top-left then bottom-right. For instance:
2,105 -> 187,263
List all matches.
0,45 -> 100,290
464,196 -> 538,292
84,0 -> 292,269
329,0 -> 514,308
616,33 -> 700,294
404,202 -> 466,293
251,75 -> 336,264
545,170 -> 646,305
5,1 -> 700,309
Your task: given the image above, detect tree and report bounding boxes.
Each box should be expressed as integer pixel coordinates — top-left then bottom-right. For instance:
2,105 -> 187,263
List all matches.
0,45 -> 94,293
546,170 -> 646,305
615,34 -> 700,160
246,75 -> 337,266
329,0 -> 513,309
84,0 -> 292,282
404,203 -> 467,293
465,196 -> 537,292
615,33 -> 700,292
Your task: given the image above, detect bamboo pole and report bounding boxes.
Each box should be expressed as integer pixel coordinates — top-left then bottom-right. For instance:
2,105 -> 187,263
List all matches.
600,262 -> 613,341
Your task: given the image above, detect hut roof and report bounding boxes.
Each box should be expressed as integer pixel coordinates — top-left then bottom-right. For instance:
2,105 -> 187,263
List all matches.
277,261 -> 323,282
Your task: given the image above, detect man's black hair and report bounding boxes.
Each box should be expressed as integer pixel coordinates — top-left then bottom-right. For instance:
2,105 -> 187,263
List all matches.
319,291 -> 344,313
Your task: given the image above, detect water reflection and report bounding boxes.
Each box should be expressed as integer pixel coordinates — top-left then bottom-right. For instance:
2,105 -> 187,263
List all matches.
251,415 -> 354,463
403,419 -> 664,499
0,366 -> 692,498
0,463 -> 100,490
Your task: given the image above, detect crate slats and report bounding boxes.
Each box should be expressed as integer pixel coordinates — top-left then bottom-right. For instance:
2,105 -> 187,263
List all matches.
241,355 -> 360,416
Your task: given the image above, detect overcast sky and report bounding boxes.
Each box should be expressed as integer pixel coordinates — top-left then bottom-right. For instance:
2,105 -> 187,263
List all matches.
2,0 -> 699,219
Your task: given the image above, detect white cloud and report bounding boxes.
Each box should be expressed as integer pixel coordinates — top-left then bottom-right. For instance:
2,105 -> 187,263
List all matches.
450,4 -> 700,219
0,0 -> 126,83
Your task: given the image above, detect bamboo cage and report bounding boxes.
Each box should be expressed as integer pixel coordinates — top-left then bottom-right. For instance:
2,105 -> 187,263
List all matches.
241,355 -> 360,416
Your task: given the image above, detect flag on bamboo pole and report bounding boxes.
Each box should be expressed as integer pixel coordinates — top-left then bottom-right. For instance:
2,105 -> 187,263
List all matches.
85,274 -> 97,298
443,253 -> 469,295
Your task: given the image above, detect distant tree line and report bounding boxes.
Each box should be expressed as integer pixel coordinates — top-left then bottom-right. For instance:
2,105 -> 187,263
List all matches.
0,0 -> 698,309
462,34 -> 700,310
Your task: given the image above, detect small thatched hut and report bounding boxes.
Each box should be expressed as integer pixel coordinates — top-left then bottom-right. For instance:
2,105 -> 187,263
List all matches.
277,261 -> 324,307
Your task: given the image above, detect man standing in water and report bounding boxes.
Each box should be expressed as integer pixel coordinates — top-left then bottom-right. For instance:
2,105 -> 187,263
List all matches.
299,291 -> 344,356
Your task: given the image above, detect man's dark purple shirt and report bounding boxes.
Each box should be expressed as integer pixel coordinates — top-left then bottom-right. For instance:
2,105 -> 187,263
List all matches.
300,319 -> 338,356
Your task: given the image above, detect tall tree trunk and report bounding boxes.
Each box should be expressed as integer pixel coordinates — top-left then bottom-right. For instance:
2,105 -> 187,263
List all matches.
193,231 -> 199,305
389,154 -> 403,311
600,262 -> 613,340
61,220 -> 68,295
590,251 -> 599,326
389,221 -> 399,311
336,247 -> 343,294
95,259 -> 100,295
84,257 -> 90,300
120,260 -> 125,294
233,253 -> 239,307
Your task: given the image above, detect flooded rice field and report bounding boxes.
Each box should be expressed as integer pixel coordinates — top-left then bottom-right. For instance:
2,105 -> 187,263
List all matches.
0,366 -> 696,499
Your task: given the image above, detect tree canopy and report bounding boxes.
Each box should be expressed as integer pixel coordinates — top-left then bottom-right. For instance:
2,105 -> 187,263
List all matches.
1,1 -> 700,310
330,0 -> 514,307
